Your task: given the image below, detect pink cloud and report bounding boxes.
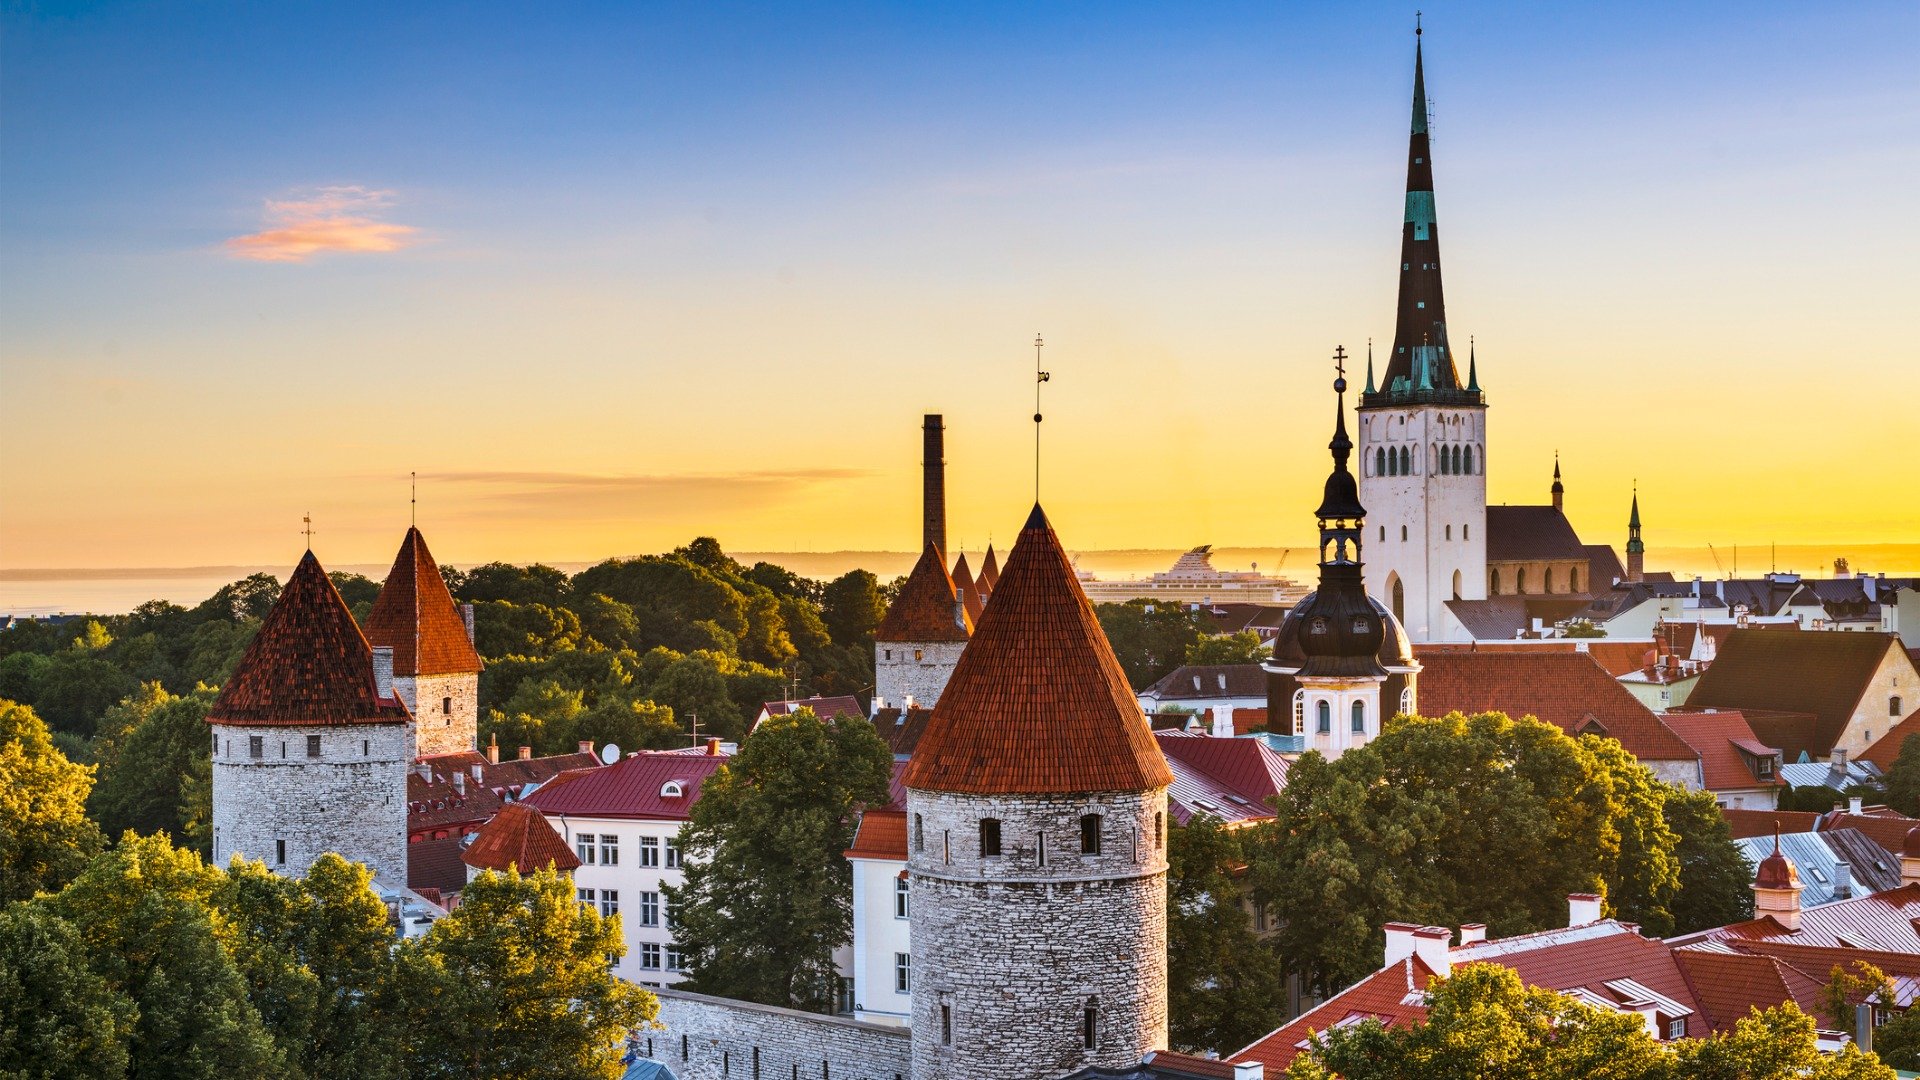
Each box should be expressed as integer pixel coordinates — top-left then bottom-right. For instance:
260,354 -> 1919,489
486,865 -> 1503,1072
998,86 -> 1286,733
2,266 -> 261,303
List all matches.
225,185 -> 420,262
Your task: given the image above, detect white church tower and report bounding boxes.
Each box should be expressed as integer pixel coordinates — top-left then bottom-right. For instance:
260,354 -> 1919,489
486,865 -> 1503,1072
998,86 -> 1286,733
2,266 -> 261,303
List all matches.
1357,24 -> 1488,643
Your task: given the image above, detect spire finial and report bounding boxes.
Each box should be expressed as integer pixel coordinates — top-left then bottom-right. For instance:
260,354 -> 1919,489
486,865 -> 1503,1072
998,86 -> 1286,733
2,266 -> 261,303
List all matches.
1329,345 -> 1352,459
1416,10 -> 1422,36
1033,333 -> 1049,501
410,471 -> 417,528
301,513 -> 316,551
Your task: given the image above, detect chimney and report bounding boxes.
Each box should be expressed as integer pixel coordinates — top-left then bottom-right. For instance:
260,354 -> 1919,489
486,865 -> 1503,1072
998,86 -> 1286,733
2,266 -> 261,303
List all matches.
1834,860 -> 1853,900
1857,1004 -> 1875,1054
415,760 -> 431,781
461,603 -> 476,644
1212,704 -> 1235,738
1899,827 -> 1920,887
1231,1063 -> 1264,1080
1412,927 -> 1452,977
706,737 -> 721,756
518,745 -> 531,761
1458,923 -> 1488,946
905,694 -> 916,711
452,771 -> 466,796
1383,922 -> 1420,966
922,414 -> 947,558
578,740 -> 593,756
487,734 -> 500,764
1568,893 -> 1603,927
1850,796 -> 1865,816
1832,748 -> 1849,768
372,646 -> 395,699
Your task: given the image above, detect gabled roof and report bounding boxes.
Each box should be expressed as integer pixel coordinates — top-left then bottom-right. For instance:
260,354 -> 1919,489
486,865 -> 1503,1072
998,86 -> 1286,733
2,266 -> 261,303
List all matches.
1585,544 -> 1628,591
844,808 -> 907,861
1732,829 -> 1901,906
1231,956 -> 1442,1073
1413,650 -> 1696,762
1672,946 -> 1827,1032
758,695 -> 863,724
362,527 -> 483,677
208,551 -> 413,728
406,835 -> 471,897
1862,708 -> 1920,770
870,706 -> 933,758
1140,663 -> 1267,702
1415,639 -> 1655,679
462,802 -> 581,874
405,749 -> 602,834
1659,711 -> 1783,791
1154,732 -> 1290,826
951,552 -> 985,624
1442,596 -> 1591,640
1679,883 -> 1920,951
521,748 -> 728,820
1486,506 -> 1589,563
903,505 -> 1174,795
1815,810 -> 1920,859
1688,630 -> 1910,756
876,542 -> 971,643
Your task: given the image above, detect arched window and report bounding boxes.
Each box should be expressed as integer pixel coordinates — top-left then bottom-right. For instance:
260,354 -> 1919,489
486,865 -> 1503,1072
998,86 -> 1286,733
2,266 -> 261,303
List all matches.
1490,568 -> 1501,594
1453,445 -> 1463,474
1387,449 -> 1398,477
1351,700 -> 1367,733
1292,689 -> 1307,736
1379,525 -> 1386,542
1464,523 -> 1470,540
1517,568 -> 1528,594
1544,568 -> 1555,594
1376,448 -> 1386,476
1391,576 -> 1405,623
1400,446 -> 1412,475
1452,569 -> 1462,600
1570,568 -> 1581,592
979,818 -> 1001,858
1401,525 -> 1409,542
1435,444 -> 1445,474
1400,686 -> 1415,716
1080,814 -> 1102,855
1316,700 -> 1331,734
1446,524 -> 1452,540
1155,811 -> 1164,850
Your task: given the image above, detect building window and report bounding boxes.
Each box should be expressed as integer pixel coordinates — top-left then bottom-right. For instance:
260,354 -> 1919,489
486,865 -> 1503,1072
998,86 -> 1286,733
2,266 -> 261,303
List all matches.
1083,998 -> 1099,1050
641,943 -> 661,968
1375,448 -> 1386,476
640,837 -> 660,867
1317,700 -> 1331,734
1292,689 -> 1307,735
1490,568 -> 1502,594
640,892 -> 660,927
666,947 -> 686,972
1545,568 -> 1556,593
1463,522 -> 1470,539
1463,446 -> 1473,474
599,890 -> 619,918
1400,446 -> 1411,475
894,875 -> 910,918
1080,814 -> 1102,856
1667,1018 -> 1685,1039
1517,569 -> 1528,594
1352,700 -> 1366,733
600,835 -> 619,865
1400,687 -> 1415,717
576,834 -> 597,865
914,649 -> 924,662
306,734 -> 321,758
1446,524 -> 1452,540
1570,568 -> 1581,592
362,739 -> 369,756
275,839 -> 286,864
1155,812 -> 1164,850
280,740 -> 286,758
1037,832 -> 1047,867
942,830 -> 951,865
913,814 -> 924,853
980,818 -> 1002,858
665,838 -> 681,869
578,887 -> 595,908
894,952 -> 911,993
941,1004 -> 952,1045
1894,696 -> 1904,717
249,736 -> 264,759
212,733 -> 219,755
1400,525 -> 1408,542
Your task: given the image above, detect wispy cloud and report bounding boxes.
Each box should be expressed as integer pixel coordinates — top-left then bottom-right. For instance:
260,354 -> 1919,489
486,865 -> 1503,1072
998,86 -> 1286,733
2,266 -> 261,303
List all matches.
225,185 -> 420,262
420,468 -> 870,519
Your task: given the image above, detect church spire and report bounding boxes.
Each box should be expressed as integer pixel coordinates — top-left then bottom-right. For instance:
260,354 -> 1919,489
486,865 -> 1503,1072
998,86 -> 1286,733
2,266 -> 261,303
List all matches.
1551,454 -> 1564,512
1299,349 -> 1385,678
1368,20 -> 1477,407
1626,487 -> 1645,583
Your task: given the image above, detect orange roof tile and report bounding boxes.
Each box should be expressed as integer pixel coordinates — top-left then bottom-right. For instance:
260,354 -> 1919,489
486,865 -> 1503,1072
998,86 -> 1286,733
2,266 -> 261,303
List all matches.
461,802 -> 580,874
208,552 -> 413,728
845,808 -> 908,861
1863,708 -> 1920,771
876,542 -> 971,642
903,505 -> 1173,795
1673,946 -> 1828,1032
1231,957 -> 1440,1072
1414,649 -> 1697,762
952,552 -> 985,623
1721,808 -> 1822,840
978,544 -> 1000,591
363,527 -> 483,677
1683,883 -> 1920,951
1660,711 -> 1784,791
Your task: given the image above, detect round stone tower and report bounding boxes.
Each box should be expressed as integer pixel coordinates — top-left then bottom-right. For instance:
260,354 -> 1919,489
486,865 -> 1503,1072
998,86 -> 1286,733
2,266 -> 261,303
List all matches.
874,541 -> 972,712
903,504 -> 1172,1080
209,550 -> 413,884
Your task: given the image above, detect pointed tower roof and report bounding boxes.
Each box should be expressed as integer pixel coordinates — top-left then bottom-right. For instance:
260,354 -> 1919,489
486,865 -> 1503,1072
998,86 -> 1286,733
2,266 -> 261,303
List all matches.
877,542 -> 972,642
1552,456 -> 1565,498
208,552 -> 412,727
951,552 -> 985,624
363,528 -> 483,677
903,505 -> 1173,795
979,545 -> 1001,592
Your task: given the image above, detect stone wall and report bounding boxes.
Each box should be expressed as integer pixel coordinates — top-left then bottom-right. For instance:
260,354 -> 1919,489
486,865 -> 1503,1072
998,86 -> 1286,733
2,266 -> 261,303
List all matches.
399,672 -> 479,758
906,787 -> 1169,1080
640,988 -> 911,1080
874,640 -> 965,711
210,720 -> 411,885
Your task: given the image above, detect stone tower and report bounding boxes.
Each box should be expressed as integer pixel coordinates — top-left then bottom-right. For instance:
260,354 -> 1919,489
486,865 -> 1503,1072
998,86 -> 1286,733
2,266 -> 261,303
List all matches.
1266,364 -> 1420,756
1357,24 -> 1489,643
209,551 -> 412,884
362,527 -> 484,759
1626,490 -> 1646,584
903,504 -> 1173,1080
874,543 -> 971,711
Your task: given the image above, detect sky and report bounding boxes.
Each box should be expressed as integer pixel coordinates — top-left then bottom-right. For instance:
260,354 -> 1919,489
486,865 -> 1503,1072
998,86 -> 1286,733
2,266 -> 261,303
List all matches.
3,1 -> 1917,574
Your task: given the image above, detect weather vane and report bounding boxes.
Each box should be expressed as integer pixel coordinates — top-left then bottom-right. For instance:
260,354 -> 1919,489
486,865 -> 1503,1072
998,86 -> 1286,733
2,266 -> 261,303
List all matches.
410,471 -> 417,528
1033,333 -> 1050,500
301,513 -> 316,551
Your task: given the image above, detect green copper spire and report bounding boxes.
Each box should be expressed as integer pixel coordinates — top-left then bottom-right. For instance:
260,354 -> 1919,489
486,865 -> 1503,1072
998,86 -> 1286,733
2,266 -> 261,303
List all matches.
1466,337 -> 1479,391
1364,340 -> 1377,395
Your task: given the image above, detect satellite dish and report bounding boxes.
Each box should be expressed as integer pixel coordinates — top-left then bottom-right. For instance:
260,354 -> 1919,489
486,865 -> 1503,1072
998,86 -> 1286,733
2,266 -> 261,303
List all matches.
600,743 -> 622,765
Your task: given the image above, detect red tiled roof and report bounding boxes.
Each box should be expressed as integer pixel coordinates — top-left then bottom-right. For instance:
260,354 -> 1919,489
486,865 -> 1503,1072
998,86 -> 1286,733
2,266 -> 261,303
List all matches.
903,505 -> 1174,795
845,808 -> 907,861
1684,883 -> 1920,951
1717,938 -> 1920,1017
1232,957 -> 1440,1072
1155,732 -> 1290,825
1413,650 -> 1697,762
362,527 -> 483,677
1234,707 -> 1269,735
1405,639 -> 1656,678
876,542 -> 971,643
1688,630 -> 1910,756
952,552 -> 985,624
1451,921 -> 1699,1030
1142,1051 -> 1238,1079
978,545 -> 1000,592
1863,708 -> 1920,770
461,802 -> 580,873
1721,808 -> 1821,840
871,707 -> 933,757
405,750 -> 602,836
520,748 -> 728,820
1660,711 -> 1783,791
1672,946 -> 1828,1032
407,835 -> 471,897
208,551 -> 413,728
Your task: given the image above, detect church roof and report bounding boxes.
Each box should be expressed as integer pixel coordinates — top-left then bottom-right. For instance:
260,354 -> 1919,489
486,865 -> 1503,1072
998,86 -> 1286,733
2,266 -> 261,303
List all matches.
903,505 -> 1174,795
1688,630 -> 1909,757
1486,506 -> 1589,563
876,542 -> 971,642
362,527 -> 483,677
952,552 -> 985,624
208,551 -> 413,728
461,802 -> 581,874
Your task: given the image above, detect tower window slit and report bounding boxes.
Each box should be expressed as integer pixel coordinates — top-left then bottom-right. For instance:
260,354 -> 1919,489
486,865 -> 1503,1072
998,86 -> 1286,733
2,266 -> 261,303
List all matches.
1080,814 -> 1102,856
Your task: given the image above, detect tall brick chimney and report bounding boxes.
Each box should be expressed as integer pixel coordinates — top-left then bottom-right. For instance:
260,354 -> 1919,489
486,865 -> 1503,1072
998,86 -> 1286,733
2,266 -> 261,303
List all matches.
923,414 -> 947,559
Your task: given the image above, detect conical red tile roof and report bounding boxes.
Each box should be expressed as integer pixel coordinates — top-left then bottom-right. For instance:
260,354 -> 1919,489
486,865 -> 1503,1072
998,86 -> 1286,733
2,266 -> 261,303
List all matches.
978,545 -> 1000,592
461,802 -> 581,874
363,527 -> 483,676
951,552 -> 985,624
208,552 -> 412,727
903,506 -> 1173,795
876,542 -> 971,643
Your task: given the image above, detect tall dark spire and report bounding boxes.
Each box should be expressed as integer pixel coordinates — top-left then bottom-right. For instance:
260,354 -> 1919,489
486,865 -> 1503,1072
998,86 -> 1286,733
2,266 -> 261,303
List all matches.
1626,487 -> 1645,583
1551,454 -> 1564,512
1298,349 -> 1385,677
1366,21 -> 1479,408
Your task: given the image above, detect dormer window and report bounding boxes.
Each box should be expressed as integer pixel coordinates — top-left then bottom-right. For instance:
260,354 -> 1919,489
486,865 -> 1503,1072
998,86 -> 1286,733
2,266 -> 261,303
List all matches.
1352,616 -> 1370,633
1310,618 -> 1328,635
660,781 -> 685,798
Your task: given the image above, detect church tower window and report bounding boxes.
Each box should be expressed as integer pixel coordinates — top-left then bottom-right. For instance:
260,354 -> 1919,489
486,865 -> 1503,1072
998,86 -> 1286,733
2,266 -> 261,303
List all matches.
1083,998 -> 1099,1050
1545,568 -> 1555,593
1317,700 -> 1331,734
1490,568 -> 1501,594
1352,700 -> 1367,733
1517,568 -> 1529,594
1376,448 -> 1386,476
1293,690 -> 1307,735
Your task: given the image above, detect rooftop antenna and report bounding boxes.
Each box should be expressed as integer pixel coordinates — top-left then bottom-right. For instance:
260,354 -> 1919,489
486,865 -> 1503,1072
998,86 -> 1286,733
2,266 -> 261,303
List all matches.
302,513 -> 316,551
687,709 -> 704,746
1033,333 -> 1050,501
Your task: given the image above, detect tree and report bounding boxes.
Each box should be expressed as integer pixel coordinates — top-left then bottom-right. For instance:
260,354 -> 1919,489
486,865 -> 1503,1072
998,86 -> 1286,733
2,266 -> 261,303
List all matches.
45,833 -> 287,1078
1671,1004 -> 1893,1079
0,902 -> 137,1079
399,866 -> 655,1079
452,562 -> 572,608
1582,738 -> 1682,937
0,700 -> 106,903
820,569 -> 886,646
666,708 -> 893,1010
1662,785 -> 1755,933
1166,816 -> 1289,1055
1095,600 -> 1209,690
30,649 -> 139,737
577,697 -> 683,754
482,678 -> 588,755
195,573 -> 282,622
327,572 -> 382,609
1284,964 -> 1671,1080
1186,631 -> 1268,667
471,601 -> 583,661
1883,734 -> 1920,817
88,684 -> 216,848
1822,959 -> 1894,1034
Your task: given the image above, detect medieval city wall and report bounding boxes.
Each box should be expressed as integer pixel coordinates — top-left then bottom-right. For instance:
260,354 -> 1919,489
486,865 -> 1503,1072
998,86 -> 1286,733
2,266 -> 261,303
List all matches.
642,988 -> 911,1080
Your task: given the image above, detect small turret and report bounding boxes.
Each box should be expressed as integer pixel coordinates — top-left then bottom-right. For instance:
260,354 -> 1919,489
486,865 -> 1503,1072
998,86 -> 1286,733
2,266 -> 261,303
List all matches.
1753,827 -> 1803,932
1626,488 -> 1646,583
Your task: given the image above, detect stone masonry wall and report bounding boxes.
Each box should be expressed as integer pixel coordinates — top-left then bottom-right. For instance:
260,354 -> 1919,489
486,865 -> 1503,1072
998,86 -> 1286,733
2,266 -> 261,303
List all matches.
642,988 -> 911,1080
874,640 -> 965,711
399,672 -> 478,759
906,787 -> 1169,1080
211,720 -> 411,885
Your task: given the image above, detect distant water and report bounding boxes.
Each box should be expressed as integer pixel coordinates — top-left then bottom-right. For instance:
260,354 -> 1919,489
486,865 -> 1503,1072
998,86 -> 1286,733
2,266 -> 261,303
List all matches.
4,543 -> 1914,618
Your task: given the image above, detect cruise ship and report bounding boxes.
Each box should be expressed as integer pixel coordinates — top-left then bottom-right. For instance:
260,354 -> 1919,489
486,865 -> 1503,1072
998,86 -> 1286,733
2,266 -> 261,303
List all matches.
1076,545 -> 1309,606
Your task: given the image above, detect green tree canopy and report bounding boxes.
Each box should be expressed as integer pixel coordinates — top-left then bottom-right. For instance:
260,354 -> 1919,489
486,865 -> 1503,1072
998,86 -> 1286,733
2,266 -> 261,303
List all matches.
0,901 -> 137,1079
1167,816 -> 1289,1055
87,683 -> 217,850
1663,785 -> 1755,933
1095,600 -> 1211,690
666,707 -> 893,1011
0,699 -> 106,903
1185,631 -> 1268,667
1882,734 -> 1920,817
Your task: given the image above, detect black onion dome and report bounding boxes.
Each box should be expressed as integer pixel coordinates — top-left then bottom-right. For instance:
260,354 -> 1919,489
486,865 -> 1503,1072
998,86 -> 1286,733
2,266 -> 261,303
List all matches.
1269,593 -> 1409,674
